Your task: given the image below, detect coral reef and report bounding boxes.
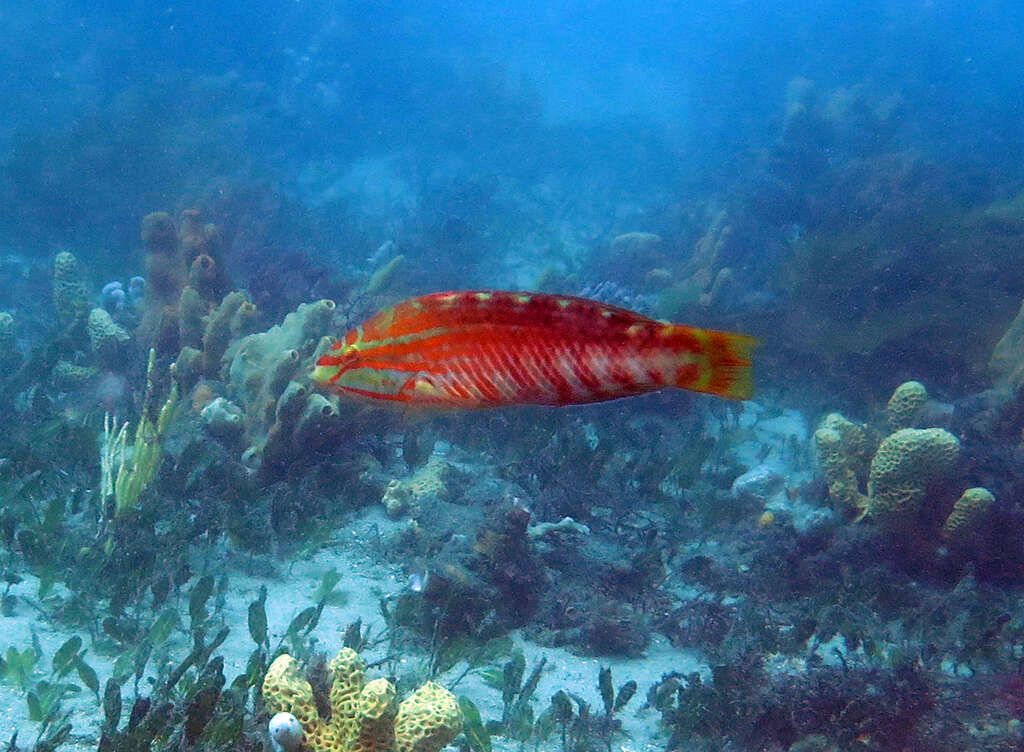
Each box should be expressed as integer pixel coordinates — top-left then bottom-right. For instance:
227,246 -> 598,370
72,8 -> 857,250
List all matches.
101,280 -> 126,313
51,360 -> 97,389
180,208 -> 231,300
262,648 -> 462,752
734,78 -> 1024,398
100,277 -> 146,323
43,245 -> 148,389
200,396 -> 245,441
656,210 -> 735,314
380,452 -> 458,519
140,212 -> 185,358
7,54 -> 1024,752
813,412 -> 874,514
942,487 -> 995,549
885,379 -> 928,431
138,209 -> 243,362
52,251 -> 92,331
86,307 -> 131,368
865,427 -> 960,527
586,232 -> 671,294
467,505 -> 547,628
141,211 -> 185,308
814,382 -> 963,525
224,298 -> 340,478
193,290 -> 259,380
610,232 -> 666,283
365,254 -> 405,294
814,381 -> 996,559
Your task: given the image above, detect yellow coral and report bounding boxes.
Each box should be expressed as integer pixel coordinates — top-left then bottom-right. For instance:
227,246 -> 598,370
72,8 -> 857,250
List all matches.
866,428 -> 960,524
816,392 -> 975,546
380,455 -> 454,519
814,427 -> 866,513
813,413 -> 872,513
408,456 -> 449,499
51,360 -> 97,389
262,648 -> 461,752
87,308 -> 131,364
942,487 -> 994,546
822,413 -> 872,460
53,251 -> 92,329
328,647 -> 368,746
885,381 -> 927,431
352,679 -> 397,752
394,682 -> 462,752
263,654 -> 325,745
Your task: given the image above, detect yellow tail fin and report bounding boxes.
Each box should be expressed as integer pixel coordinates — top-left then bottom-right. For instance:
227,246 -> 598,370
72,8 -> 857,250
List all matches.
703,329 -> 759,400
666,326 -> 759,400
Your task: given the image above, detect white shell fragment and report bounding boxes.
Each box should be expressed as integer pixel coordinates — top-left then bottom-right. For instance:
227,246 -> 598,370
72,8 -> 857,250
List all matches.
268,712 -> 304,752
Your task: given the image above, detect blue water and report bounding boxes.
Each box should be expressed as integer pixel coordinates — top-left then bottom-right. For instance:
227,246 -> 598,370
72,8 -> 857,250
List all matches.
2,1 -> 1024,750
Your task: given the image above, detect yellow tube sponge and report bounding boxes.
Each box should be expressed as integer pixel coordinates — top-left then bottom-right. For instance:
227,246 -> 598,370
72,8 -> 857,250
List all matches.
53,251 -> 92,329
262,649 -> 462,752
394,682 -> 463,752
813,413 -> 872,513
352,679 -> 398,752
87,307 -> 131,366
328,647 -> 368,747
866,428 -> 960,524
263,654 -> 328,748
942,487 -> 994,546
819,412 -> 873,465
885,380 -> 927,431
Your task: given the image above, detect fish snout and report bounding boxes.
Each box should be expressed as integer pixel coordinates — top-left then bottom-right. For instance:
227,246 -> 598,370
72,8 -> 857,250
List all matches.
312,344 -> 359,385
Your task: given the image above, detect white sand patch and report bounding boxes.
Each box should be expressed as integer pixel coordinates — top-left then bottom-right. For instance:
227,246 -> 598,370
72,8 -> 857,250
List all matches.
446,633 -> 702,752
0,505 -> 694,750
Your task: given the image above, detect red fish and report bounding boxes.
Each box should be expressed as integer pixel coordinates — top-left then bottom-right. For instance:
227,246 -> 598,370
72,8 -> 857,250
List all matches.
312,291 -> 757,408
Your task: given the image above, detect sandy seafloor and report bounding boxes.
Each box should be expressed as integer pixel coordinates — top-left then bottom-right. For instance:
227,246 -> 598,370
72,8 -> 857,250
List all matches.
0,401 -> 811,750
0,506 -> 696,751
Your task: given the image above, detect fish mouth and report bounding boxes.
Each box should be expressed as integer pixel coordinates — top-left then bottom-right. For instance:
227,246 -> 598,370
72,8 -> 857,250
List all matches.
312,346 -> 359,385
